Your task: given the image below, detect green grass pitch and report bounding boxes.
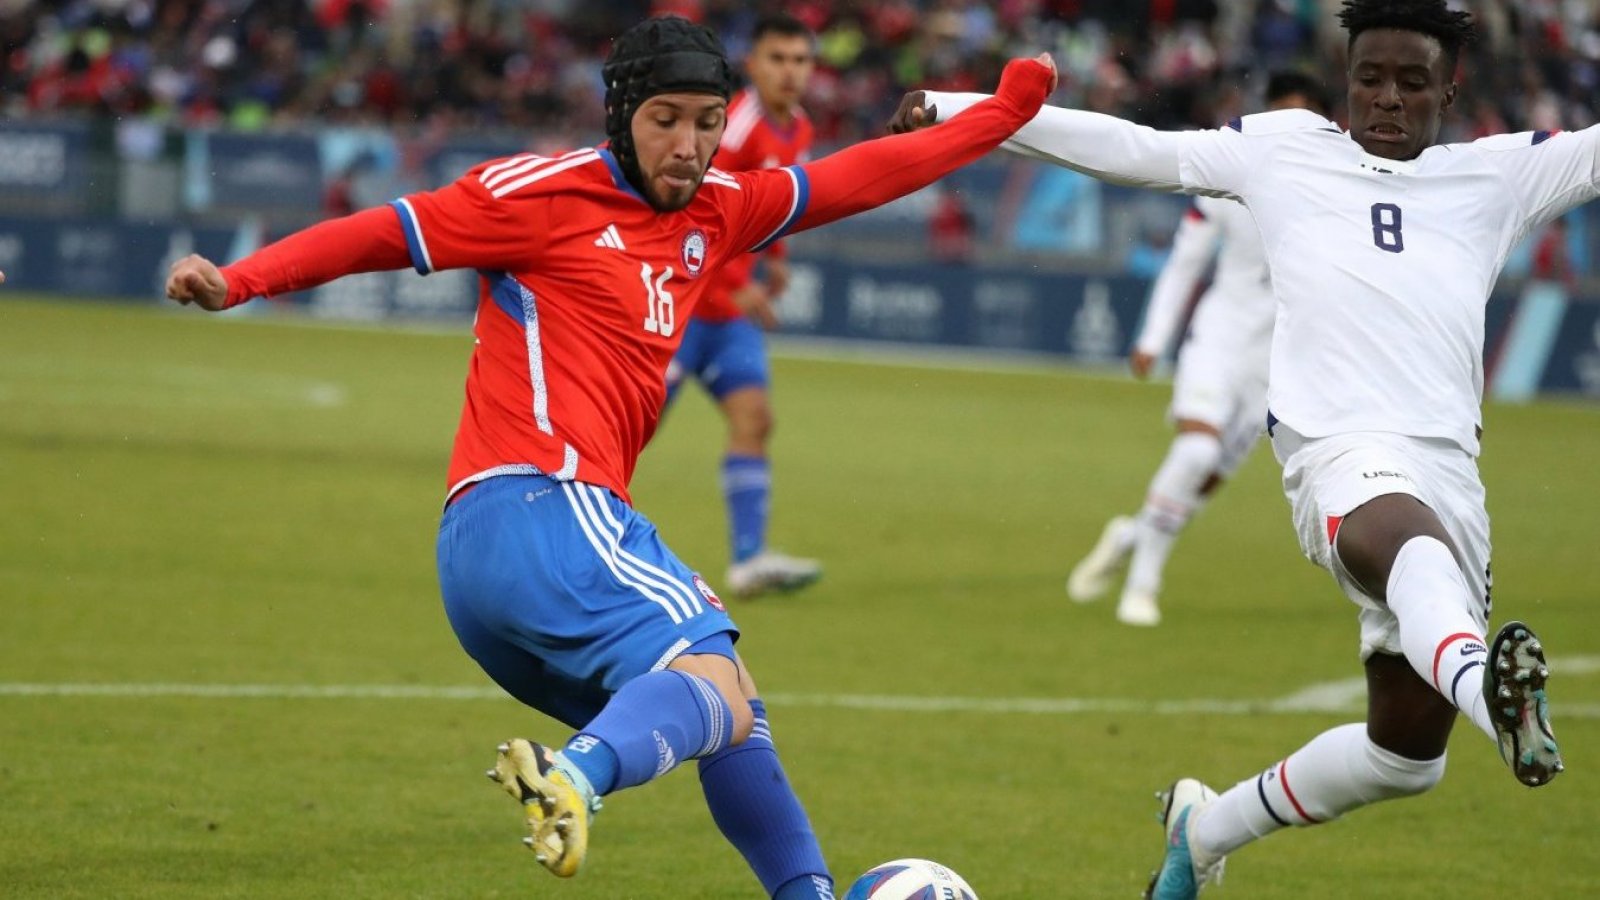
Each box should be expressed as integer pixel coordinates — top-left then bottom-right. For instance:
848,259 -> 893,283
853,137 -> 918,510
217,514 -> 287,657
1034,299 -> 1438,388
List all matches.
2,296 -> 1597,898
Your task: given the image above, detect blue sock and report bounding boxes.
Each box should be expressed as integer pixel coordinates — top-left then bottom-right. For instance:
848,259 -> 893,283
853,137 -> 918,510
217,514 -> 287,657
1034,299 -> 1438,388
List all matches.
722,454 -> 770,564
564,670 -> 732,795
698,700 -> 831,898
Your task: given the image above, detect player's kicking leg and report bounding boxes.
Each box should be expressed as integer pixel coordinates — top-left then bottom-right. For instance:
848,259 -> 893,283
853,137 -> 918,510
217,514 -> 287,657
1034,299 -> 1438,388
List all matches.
1142,438 -> 1561,895
1336,493 -> 1562,785
695,657 -> 833,900
439,474 -> 831,893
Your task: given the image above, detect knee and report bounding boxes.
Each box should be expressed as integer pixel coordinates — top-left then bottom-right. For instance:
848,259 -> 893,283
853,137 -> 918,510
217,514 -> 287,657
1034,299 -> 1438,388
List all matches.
1367,741 -> 1446,799
1171,430 -> 1224,476
725,692 -> 755,745
729,401 -> 773,446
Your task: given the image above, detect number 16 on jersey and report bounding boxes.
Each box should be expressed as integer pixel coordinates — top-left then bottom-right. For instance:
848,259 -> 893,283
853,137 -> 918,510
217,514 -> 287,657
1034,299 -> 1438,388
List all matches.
640,263 -> 676,337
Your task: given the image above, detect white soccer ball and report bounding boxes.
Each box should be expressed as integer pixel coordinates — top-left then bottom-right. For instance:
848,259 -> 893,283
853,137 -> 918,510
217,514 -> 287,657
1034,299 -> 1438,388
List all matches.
842,858 -> 978,900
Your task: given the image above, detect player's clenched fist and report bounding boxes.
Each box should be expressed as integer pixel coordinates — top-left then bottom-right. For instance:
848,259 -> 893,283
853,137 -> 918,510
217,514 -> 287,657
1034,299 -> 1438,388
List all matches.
166,254 -> 230,311
995,52 -> 1058,114
889,52 -> 1056,134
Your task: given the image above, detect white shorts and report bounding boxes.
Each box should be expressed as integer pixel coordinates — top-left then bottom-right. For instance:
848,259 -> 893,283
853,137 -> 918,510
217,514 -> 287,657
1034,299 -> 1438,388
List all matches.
1170,337 -> 1268,477
1271,426 -> 1492,660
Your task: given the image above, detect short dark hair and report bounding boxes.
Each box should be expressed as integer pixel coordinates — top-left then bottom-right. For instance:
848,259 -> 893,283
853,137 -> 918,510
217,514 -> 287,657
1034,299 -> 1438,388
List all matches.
1337,0 -> 1477,68
751,13 -> 812,44
1265,70 -> 1331,116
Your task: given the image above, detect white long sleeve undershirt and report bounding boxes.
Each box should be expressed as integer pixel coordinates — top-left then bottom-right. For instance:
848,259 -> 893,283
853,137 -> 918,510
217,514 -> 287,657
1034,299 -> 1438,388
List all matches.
925,91 -> 1201,193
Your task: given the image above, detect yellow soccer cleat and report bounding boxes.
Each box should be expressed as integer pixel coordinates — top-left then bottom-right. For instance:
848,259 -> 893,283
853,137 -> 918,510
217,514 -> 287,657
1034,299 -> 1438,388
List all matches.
486,738 -> 599,877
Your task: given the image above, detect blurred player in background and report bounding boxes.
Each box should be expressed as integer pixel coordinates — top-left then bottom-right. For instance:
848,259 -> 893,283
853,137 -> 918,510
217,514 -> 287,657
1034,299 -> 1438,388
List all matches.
167,15 -> 1057,897
897,0 -> 1584,896
1066,72 -> 1329,627
665,13 -> 821,599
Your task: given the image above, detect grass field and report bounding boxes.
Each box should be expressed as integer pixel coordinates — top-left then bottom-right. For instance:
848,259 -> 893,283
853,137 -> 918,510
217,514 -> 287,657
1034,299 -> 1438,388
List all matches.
3,296 -> 1597,899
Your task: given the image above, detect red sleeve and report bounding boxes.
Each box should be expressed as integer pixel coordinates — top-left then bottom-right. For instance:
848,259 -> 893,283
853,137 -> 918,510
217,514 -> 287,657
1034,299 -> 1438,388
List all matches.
220,206 -> 410,307
720,57 -> 1052,253
792,66 -> 1049,232
217,153 -> 573,306
391,153 -> 564,274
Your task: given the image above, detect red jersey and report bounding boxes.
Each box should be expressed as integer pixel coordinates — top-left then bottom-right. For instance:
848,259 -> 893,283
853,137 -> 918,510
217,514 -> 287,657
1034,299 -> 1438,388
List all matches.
695,87 -> 814,322
391,148 -> 810,503
215,57 -> 1054,507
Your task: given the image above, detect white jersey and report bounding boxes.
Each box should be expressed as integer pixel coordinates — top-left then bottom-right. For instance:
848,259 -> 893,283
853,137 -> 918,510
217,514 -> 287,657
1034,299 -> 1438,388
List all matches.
1136,194 -> 1274,368
925,94 -> 1600,456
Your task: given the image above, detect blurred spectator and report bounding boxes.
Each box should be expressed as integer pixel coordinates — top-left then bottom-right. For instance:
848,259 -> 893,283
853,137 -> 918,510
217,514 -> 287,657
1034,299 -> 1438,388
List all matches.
1532,217 -> 1576,289
929,184 -> 976,264
5,0 -> 1599,145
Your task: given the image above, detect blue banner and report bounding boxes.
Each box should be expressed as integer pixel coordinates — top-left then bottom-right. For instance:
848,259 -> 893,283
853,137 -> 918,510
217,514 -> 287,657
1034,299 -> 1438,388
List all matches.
0,122 -> 89,201
192,132 -> 323,212
5,214 -> 1598,401
1539,302 -> 1600,397
779,257 -> 1186,362
0,216 -> 235,299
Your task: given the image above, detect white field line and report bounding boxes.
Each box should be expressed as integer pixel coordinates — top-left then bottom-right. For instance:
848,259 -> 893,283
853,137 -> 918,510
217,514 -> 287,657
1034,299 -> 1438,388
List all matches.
3,677 -> 1599,718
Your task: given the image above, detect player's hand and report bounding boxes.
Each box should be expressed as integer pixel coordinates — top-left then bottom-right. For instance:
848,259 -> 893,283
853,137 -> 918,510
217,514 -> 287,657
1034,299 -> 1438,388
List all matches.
888,91 -> 936,134
0,269 -> 6,284
764,258 -> 790,299
1129,351 -> 1157,380
733,283 -> 779,331
166,254 -> 230,311
994,53 -> 1058,114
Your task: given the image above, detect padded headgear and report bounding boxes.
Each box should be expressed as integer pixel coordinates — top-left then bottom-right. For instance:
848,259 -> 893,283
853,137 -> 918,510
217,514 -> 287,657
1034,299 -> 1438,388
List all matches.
602,16 -> 732,200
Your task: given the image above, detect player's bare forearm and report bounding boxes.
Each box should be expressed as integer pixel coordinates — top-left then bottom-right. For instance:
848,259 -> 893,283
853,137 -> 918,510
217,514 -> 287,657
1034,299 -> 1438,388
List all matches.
212,206 -> 412,308
790,55 -> 1056,233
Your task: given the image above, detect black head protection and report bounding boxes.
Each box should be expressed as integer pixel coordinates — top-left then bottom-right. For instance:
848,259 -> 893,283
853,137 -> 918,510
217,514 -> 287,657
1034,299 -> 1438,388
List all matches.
602,16 -> 732,201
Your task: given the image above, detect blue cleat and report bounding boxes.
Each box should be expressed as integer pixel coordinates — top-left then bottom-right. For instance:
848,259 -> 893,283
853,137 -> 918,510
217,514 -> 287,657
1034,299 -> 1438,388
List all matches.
1485,621 -> 1564,787
1143,778 -> 1224,900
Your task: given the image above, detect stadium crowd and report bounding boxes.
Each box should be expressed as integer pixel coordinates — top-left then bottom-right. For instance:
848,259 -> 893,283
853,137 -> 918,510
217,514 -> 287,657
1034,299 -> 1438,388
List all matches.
5,0 -> 1599,144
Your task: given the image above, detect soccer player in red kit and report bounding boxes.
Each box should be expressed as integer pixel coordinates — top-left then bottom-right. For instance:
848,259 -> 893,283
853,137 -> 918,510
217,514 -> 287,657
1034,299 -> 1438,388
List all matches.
665,13 -> 822,599
166,17 -> 1056,897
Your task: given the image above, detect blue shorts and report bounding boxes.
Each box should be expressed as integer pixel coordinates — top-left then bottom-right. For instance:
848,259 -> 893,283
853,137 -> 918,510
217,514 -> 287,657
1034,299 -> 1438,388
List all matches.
666,316 -> 769,404
436,474 -> 739,729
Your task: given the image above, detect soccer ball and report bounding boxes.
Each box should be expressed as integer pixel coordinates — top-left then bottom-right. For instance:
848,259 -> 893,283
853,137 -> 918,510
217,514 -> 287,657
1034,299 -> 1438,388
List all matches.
842,858 -> 978,900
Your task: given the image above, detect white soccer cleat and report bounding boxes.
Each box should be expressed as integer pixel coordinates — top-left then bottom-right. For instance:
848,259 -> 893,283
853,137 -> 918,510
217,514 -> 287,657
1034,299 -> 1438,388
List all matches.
726,550 -> 822,599
1143,778 -> 1225,900
1117,588 -> 1162,627
1067,515 -> 1136,603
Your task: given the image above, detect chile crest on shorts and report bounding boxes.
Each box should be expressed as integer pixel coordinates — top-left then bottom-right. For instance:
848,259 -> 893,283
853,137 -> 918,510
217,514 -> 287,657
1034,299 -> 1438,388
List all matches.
681,229 -> 708,277
692,574 -> 725,611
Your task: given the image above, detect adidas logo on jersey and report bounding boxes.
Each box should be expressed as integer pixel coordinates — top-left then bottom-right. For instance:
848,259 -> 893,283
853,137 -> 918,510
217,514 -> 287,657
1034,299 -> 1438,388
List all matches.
594,224 -> 626,251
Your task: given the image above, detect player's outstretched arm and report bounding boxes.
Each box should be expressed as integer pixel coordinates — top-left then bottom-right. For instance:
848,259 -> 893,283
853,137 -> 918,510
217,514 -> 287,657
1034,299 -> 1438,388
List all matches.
783,54 -> 1057,234
165,206 -> 412,311
891,91 -> 1191,192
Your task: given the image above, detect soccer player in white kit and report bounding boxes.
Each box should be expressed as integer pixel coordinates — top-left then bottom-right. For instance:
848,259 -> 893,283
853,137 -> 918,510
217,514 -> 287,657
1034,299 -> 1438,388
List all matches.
893,1 -> 1577,896
1067,72 -> 1329,627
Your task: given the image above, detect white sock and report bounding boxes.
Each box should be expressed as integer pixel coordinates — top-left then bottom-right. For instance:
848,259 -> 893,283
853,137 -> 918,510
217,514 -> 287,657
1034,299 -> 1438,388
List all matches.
1191,723 -> 1445,859
1384,536 -> 1494,740
1127,432 -> 1221,593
